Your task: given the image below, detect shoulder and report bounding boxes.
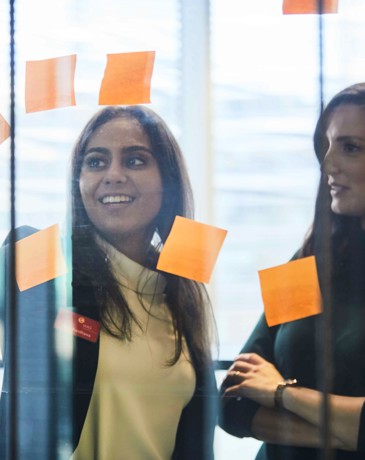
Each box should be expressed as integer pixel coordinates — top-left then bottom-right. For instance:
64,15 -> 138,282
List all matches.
0,226 -> 40,286
1,225 -> 39,246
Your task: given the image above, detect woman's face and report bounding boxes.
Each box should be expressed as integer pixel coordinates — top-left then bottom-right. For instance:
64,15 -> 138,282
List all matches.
323,104 -> 365,227
79,117 -> 163,256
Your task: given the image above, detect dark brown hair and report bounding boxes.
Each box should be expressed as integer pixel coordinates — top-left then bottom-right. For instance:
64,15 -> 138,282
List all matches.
299,83 -> 365,273
71,106 -> 213,368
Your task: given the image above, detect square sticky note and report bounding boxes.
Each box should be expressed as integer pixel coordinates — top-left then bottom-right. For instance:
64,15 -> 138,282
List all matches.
0,114 -> 10,145
157,216 -> 227,284
25,54 -> 77,113
259,256 -> 322,327
283,0 -> 338,14
98,51 -> 155,105
15,224 -> 68,291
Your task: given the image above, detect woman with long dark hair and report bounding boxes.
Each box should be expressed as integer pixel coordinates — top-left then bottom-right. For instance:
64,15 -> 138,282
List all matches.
0,105 -> 217,459
70,105 -> 217,459
220,83 -> 365,459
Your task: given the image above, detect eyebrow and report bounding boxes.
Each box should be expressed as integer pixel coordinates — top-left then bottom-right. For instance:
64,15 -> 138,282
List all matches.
84,147 -> 109,156
84,145 -> 154,156
335,135 -> 365,143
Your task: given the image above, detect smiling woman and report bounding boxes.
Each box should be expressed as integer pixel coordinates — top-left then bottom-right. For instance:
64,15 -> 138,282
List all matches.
79,117 -> 163,264
0,106 -> 217,460
69,105 -> 217,460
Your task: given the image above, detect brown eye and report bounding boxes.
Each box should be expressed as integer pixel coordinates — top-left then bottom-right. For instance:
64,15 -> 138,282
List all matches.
126,156 -> 146,168
84,156 -> 107,169
343,143 -> 361,155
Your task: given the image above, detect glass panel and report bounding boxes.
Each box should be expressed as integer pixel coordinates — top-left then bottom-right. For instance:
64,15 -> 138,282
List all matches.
212,0 -> 365,457
1,0 -> 365,458
0,1 -> 181,458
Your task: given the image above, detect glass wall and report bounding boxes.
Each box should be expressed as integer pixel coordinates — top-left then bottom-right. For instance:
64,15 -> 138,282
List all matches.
0,0 -> 181,240
212,0 -> 365,457
1,0 -> 365,458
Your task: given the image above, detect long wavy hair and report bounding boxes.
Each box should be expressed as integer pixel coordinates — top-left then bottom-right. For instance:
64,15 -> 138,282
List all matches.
71,106 -> 213,368
299,83 -> 365,279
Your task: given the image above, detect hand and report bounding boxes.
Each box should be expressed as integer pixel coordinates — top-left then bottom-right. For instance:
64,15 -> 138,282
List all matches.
222,353 -> 284,409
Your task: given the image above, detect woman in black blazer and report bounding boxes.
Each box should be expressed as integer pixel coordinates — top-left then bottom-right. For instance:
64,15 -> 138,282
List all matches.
0,106 -> 217,459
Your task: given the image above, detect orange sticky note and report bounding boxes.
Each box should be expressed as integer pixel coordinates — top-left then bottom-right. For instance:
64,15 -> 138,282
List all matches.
25,54 -> 77,113
98,51 -> 155,105
15,224 -> 67,291
0,113 -> 10,145
259,256 -> 322,327
283,0 -> 338,14
157,216 -> 227,283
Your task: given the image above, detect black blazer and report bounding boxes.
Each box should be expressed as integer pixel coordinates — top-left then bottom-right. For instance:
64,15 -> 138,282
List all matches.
0,226 -> 217,459
0,226 -> 63,459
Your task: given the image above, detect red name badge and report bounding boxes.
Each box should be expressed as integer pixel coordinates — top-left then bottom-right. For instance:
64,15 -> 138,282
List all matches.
55,308 -> 100,343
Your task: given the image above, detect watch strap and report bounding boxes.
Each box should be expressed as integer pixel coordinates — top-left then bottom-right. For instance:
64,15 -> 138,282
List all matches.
274,378 -> 298,410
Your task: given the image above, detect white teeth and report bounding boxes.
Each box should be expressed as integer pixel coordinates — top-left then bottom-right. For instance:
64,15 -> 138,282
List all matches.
101,195 -> 133,204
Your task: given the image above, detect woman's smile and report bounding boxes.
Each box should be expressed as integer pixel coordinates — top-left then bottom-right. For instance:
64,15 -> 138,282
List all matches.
328,181 -> 349,196
99,194 -> 135,205
79,117 -> 163,259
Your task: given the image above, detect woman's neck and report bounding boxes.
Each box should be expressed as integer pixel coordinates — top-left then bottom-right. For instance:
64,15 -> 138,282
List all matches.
97,230 -> 154,266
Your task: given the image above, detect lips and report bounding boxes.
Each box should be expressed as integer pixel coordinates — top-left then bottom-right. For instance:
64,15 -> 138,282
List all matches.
99,194 -> 134,204
328,181 -> 349,195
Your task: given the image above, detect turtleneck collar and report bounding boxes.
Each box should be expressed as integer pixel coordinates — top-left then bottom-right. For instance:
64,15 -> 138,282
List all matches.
94,234 -> 166,296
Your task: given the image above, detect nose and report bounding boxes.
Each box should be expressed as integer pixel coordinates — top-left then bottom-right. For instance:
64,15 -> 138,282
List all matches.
322,145 -> 340,176
103,159 -> 128,184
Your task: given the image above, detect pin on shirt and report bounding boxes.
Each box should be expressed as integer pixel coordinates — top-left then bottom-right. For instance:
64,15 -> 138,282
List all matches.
55,308 -> 100,343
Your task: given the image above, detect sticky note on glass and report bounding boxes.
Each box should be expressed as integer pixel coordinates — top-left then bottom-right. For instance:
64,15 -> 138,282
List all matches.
15,224 -> 67,291
259,256 -> 322,327
0,114 -> 10,145
25,54 -> 77,113
157,216 -> 227,283
98,51 -> 155,105
283,0 -> 338,14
